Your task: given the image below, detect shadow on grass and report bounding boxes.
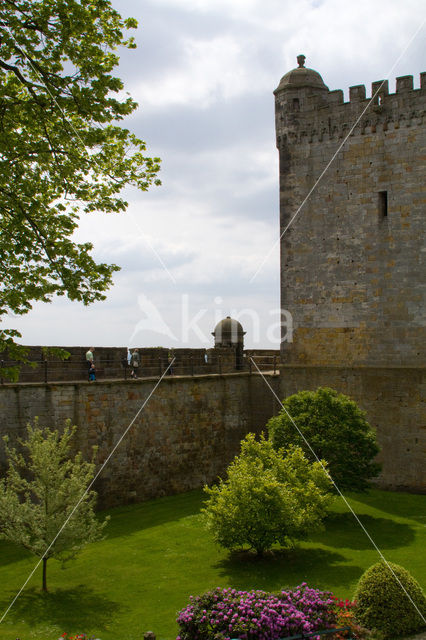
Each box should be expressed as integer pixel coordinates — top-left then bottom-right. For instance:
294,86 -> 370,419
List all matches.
100,489 -> 205,539
214,547 -> 363,592
0,540 -> 32,567
316,512 -> 416,549
346,489 -> 426,524
0,585 -> 123,631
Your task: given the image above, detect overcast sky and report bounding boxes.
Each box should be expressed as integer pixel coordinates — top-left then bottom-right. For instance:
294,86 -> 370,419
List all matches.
8,0 -> 426,350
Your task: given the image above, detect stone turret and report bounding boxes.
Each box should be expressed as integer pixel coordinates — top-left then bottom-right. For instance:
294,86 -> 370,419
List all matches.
212,317 -> 246,370
212,316 -> 245,347
274,55 -> 329,147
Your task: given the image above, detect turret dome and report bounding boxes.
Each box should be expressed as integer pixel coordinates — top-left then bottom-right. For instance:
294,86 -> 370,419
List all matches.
212,316 -> 245,346
274,55 -> 328,94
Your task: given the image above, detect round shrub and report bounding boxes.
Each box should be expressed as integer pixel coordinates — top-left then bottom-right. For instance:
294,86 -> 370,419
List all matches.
354,561 -> 426,638
267,387 -> 381,491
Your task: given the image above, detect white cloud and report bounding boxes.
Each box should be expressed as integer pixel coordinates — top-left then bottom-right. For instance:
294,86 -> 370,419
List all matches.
132,34 -> 270,109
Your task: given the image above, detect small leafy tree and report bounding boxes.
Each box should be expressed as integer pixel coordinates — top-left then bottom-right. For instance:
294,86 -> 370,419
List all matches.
0,419 -> 108,591
267,387 -> 381,492
203,434 -> 333,555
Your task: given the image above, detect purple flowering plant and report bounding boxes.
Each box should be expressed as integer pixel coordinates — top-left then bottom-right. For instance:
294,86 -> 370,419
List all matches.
176,583 -> 337,640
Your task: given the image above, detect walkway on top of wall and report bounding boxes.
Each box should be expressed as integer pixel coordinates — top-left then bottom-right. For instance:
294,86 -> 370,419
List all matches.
0,369 -> 280,389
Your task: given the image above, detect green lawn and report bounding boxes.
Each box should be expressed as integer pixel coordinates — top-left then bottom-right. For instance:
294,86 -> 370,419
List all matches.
0,488 -> 424,640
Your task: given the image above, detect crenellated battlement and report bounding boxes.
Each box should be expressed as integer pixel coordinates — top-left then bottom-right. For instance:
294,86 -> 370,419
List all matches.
275,71 -> 426,146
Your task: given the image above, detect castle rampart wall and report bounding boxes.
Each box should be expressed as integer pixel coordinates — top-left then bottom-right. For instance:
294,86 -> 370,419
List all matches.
0,367 -> 423,502
0,372 -> 280,508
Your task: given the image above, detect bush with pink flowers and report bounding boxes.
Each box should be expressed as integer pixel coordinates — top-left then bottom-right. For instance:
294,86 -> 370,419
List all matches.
176,583 -> 337,640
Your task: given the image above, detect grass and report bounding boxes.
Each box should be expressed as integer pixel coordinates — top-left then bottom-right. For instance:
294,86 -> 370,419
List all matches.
0,488 -> 424,640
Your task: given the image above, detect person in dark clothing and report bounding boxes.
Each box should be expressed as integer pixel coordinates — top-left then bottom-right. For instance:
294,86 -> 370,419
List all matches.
88,362 -> 96,382
86,347 -> 95,380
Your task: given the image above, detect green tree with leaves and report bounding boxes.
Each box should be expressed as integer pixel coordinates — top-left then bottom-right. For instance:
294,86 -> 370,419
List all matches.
203,434 -> 333,555
0,419 -> 108,591
0,0 -> 161,377
267,387 -> 381,492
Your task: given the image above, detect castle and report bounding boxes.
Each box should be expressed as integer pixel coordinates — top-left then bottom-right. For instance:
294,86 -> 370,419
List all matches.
0,59 -> 424,505
275,56 -> 425,491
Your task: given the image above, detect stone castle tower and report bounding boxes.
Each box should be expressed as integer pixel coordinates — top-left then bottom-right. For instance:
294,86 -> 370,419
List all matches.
275,56 -> 426,491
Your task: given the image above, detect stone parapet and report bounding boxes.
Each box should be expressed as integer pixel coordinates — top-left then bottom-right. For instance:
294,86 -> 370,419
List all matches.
1,346 -> 280,383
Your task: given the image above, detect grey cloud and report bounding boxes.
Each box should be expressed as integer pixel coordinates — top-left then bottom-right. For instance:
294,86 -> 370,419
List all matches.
129,92 -> 275,152
115,1 -> 236,84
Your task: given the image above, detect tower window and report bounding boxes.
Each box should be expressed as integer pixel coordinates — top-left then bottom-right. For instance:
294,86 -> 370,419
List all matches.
378,191 -> 388,217
293,98 -> 300,111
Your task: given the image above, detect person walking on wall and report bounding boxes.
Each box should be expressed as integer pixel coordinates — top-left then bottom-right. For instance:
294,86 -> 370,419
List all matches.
167,348 -> 174,375
86,347 -> 94,381
130,348 -> 140,379
88,362 -> 96,382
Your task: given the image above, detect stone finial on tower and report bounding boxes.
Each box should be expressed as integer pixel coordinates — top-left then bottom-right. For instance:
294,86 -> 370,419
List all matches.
297,54 -> 306,68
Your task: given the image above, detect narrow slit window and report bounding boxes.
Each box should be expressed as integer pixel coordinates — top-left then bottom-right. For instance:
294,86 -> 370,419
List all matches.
293,98 -> 300,111
379,191 -> 388,217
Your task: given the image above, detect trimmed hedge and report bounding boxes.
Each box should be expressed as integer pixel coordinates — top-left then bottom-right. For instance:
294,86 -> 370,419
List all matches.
354,561 -> 426,638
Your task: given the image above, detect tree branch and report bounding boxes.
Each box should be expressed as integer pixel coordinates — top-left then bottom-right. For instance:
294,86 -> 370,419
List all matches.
0,59 -> 45,101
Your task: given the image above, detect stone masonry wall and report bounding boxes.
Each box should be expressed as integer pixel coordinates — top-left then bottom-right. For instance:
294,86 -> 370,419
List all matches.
0,372 -> 280,509
280,365 -> 426,492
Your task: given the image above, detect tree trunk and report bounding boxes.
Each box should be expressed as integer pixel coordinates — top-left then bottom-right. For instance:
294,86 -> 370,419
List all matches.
42,557 -> 48,592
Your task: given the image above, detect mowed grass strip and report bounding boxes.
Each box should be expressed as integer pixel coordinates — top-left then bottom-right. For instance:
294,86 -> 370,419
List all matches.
0,488 -> 424,640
